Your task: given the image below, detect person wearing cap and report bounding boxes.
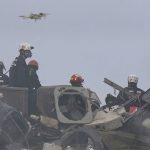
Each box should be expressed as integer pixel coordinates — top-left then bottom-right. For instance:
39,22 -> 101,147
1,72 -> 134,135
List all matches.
9,42 -> 34,87
116,74 -> 144,112
0,61 -> 9,85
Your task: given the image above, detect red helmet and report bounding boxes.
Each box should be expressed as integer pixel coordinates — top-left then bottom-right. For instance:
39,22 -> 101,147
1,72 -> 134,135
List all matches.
70,74 -> 84,85
28,60 -> 39,70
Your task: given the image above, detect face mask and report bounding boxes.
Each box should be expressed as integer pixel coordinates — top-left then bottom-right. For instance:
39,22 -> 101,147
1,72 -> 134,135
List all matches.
128,82 -> 137,88
24,50 -> 32,58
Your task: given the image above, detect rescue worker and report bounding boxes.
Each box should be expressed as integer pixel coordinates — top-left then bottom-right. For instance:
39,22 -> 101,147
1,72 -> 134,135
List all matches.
70,74 -> 84,87
0,61 -> 9,85
70,74 -> 100,110
28,59 -> 41,89
9,42 -> 34,87
117,74 -> 144,112
69,74 -> 85,117
28,59 -> 41,115
69,74 -> 100,149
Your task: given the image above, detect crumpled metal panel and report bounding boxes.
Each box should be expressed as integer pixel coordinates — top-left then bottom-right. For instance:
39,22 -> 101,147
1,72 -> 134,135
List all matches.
37,85 -> 94,124
0,86 -> 28,115
37,86 -> 57,118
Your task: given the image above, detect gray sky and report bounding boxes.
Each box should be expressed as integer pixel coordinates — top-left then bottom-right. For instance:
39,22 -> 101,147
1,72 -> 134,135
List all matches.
1,0 -> 150,103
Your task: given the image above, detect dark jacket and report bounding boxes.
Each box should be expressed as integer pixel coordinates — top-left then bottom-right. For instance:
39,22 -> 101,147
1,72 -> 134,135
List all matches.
28,67 -> 41,115
9,55 -> 29,87
116,86 -> 145,108
28,67 -> 41,89
0,73 -> 9,85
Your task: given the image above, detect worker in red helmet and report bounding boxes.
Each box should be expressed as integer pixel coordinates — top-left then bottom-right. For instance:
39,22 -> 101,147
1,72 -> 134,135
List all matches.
70,74 -> 84,87
28,59 -> 41,115
70,74 -> 100,111
69,74 -> 100,149
28,59 -> 41,89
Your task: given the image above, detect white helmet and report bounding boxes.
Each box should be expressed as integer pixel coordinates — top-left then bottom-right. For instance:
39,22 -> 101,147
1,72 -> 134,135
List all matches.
19,42 -> 34,51
128,74 -> 138,84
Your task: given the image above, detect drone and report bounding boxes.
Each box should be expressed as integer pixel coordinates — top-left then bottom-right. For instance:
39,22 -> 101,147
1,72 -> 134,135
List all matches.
19,12 -> 49,21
